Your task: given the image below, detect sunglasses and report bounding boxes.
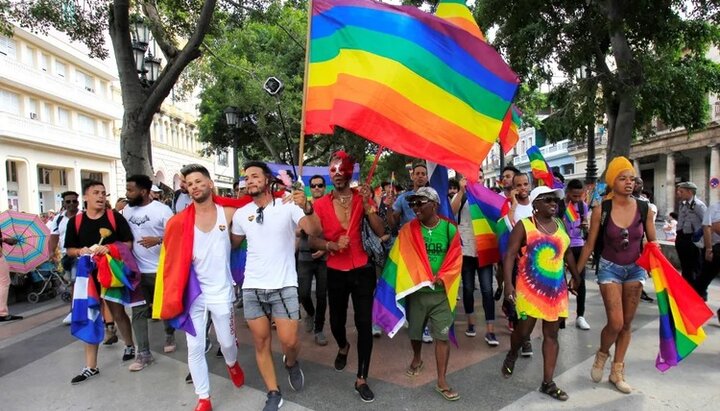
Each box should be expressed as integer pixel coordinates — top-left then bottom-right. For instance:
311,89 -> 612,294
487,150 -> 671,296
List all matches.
310,183 -> 325,189
256,206 -> 264,224
408,200 -> 430,208
538,197 -> 560,204
64,200 -> 79,204
620,228 -> 629,250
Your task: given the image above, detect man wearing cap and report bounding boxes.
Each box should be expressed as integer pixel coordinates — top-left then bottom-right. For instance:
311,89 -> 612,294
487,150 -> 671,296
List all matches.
675,182 -> 707,284
389,186 -> 462,401
151,185 -> 163,201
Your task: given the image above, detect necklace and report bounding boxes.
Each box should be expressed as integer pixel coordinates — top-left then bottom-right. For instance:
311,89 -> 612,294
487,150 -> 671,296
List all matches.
535,217 -> 557,235
333,192 -> 353,205
421,219 -> 441,235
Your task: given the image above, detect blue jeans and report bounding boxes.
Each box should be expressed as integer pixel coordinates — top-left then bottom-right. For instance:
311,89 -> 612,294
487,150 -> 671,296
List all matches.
596,257 -> 647,285
461,256 -> 495,322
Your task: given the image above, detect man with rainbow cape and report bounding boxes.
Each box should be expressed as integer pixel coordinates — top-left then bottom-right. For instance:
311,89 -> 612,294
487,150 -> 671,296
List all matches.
372,186 -> 463,401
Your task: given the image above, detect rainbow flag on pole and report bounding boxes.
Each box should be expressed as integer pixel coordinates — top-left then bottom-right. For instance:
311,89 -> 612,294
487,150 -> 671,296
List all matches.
499,104 -> 522,154
527,145 -> 564,188
372,219 -> 462,338
636,243 -> 713,372
465,182 -> 510,264
305,0 -> 519,179
565,203 -> 580,223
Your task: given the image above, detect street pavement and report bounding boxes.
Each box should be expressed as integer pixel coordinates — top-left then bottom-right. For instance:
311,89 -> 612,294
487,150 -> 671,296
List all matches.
1,270 -> 719,411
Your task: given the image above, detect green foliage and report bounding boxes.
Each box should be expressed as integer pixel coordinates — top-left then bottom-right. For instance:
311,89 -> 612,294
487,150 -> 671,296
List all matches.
478,0 -> 720,149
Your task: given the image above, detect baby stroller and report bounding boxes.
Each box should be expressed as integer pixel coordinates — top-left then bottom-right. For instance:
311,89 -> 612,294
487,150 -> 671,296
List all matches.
26,261 -> 72,304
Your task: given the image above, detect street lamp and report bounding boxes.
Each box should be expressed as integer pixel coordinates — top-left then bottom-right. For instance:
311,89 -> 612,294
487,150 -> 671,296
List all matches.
578,64 -> 597,184
131,16 -> 162,85
224,107 -> 241,183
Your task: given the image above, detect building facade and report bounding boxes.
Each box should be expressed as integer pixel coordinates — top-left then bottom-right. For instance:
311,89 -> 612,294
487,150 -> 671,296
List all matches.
1,27 -> 233,214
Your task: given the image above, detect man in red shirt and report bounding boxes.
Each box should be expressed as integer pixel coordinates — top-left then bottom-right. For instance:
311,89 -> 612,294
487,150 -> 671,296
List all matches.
310,151 -> 385,403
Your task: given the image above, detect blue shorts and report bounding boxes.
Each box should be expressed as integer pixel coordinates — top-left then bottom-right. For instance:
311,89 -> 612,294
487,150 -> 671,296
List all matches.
242,287 -> 300,320
596,257 -> 647,285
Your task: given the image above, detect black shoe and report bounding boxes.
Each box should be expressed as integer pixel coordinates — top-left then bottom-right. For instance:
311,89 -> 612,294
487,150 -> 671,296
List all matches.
185,372 -> 193,384
640,291 -> 654,303
354,382 -> 375,403
334,344 -> 350,371
521,341 -> 533,357
0,314 -> 23,322
71,367 -> 99,384
122,346 -> 135,362
216,346 -> 223,358
494,284 -> 504,301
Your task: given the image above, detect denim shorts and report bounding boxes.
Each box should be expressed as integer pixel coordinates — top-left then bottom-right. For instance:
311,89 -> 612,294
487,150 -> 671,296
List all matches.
596,257 -> 647,285
243,286 -> 300,320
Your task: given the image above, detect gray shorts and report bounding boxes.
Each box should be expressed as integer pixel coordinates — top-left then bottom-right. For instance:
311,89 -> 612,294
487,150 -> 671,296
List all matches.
242,286 -> 300,320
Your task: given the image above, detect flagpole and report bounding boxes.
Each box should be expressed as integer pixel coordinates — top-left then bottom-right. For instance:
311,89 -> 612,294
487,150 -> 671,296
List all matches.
297,0 -> 313,181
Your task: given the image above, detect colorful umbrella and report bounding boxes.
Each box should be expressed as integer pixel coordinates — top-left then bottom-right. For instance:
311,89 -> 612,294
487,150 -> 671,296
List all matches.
0,210 -> 51,273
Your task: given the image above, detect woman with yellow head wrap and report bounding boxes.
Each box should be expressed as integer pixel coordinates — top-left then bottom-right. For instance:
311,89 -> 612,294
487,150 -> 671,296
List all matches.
574,155 -> 657,395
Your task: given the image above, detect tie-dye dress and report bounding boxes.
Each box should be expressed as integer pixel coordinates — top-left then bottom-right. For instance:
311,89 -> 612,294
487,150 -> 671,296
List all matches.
516,217 -> 570,321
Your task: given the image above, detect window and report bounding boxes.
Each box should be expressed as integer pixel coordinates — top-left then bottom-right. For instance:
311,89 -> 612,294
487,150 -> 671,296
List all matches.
0,89 -> 21,114
78,114 -> 95,134
0,36 -> 16,58
59,170 -> 67,186
57,107 -> 70,127
55,60 -> 66,78
6,161 -> 17,183
22,45 -> 35,67
87,172 -> 103,182
218,150 -> 229,167
97,80 -> 106,97
76,70 -> 95,93
40,53 -> 49,71
38,167 -> 52,185
562,164 -> 575,176
27,98 -> 39,119
41,102 -> 52,123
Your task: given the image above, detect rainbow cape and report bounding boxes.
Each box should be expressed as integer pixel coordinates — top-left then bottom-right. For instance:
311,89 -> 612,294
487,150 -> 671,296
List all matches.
94,242 -> 143,307
636,243 -> 713,372
527,145 -> 564,188
70,256 -> 104,344
153,195 -> 258,334
465,182 -> 510,265
305,0 -> 519,178
372,219 -> 462,339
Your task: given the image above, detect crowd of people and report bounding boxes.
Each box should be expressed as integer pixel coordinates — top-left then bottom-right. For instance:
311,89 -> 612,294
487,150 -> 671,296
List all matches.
0,151 -> 718,411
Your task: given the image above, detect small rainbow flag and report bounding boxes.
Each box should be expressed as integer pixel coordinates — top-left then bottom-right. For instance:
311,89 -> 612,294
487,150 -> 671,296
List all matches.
636,243 -> 713,372
465,182 -> 510,264
372,219 -> 462,339
565,202 -> 580,223
499,104 -> 522,154
94,243 -> 143,307
305,0 -> 519,179
527,145 -> 564,188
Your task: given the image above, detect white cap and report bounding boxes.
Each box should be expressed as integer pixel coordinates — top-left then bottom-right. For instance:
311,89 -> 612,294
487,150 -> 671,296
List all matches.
238,180 -> 247,188
151,184 -> 162,192
529,186 -> 564,203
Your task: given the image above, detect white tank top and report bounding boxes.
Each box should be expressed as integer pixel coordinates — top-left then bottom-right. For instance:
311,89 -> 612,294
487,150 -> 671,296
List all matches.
192,204 -> 234,304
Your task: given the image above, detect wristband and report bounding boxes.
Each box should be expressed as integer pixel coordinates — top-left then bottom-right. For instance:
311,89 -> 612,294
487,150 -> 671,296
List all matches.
325,241 -> 332,251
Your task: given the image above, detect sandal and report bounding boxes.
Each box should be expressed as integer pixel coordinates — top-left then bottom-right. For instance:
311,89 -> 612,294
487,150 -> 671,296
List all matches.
405,360 -> 424,377
539,381 -> 569,401
501,353 -> 517,378
435,385 -> 460,401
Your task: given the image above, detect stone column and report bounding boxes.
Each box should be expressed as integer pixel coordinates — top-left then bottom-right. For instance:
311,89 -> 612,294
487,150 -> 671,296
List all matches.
633,158 -> 641,176
666,152 -> 676,216
710,145 -> 720,204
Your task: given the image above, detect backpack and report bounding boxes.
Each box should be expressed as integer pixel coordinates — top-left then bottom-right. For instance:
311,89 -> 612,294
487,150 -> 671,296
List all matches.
592,199 -> 648,268
361,217 -> 386,268
74,210 -> 117,233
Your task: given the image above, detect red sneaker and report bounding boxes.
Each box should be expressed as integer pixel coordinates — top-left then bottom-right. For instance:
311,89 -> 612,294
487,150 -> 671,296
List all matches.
194,398 -> 212,411
227,362 -> 245,388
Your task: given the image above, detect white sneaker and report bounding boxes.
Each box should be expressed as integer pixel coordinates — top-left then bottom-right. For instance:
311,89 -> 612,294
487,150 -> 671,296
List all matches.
62,313 -> 72,325
422,326 -> 433,343
576,316 -> 591,330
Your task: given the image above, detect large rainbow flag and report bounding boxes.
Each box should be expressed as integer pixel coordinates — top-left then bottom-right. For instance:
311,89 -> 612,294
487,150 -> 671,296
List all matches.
527,145 -> 564,188
465,182 -> 510,265
305,0 -> 519,179
636,243 -> 713,372
372,219 -> 462,339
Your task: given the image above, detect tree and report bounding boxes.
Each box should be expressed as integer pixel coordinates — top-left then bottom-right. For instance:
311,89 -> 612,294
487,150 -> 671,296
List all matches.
3,0 -> 218,176
194,1 -> 376,171
478,0 -> 720,161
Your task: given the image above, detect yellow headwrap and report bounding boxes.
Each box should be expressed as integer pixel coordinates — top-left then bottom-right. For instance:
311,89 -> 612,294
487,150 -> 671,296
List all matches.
604,156 -> 635,199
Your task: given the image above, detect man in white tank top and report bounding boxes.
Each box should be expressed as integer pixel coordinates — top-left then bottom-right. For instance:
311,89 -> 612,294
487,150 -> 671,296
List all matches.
231,161 -> 322,411
180,164 -> 246,411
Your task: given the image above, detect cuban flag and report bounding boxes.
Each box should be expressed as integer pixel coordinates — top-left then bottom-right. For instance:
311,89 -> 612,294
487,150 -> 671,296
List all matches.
70,256 -> 104,344
427,162 -> 453,221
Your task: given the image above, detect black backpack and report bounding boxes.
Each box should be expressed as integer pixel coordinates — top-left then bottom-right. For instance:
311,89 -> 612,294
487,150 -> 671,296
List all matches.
592,199 -> 649,268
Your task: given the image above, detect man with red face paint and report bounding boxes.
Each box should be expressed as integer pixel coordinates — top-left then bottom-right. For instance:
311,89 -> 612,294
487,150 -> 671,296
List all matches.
310,151 -> 386,403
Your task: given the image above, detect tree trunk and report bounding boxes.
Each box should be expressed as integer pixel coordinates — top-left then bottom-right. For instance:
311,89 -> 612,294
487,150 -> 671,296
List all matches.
120,112 -> 154,177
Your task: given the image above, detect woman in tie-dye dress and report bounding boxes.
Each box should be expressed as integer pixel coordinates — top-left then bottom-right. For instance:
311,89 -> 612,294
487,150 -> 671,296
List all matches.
500,186 -> 581,401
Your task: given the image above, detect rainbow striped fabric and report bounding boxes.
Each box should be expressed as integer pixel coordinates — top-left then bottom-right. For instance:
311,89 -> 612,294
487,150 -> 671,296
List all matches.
636,243 -> 713,371
565,203 -> 580,223
499,104 -> 522,154
305,0 -> 519,178
527,145 -> 564,188
266,163 -> 360,197
94,243 -> 144,307
372,219 -> 462,338
435,0 -> 485,41
465,182 -> 510,264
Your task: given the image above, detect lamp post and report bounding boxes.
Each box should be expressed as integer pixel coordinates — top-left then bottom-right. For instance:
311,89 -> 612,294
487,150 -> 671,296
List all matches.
224,107 -> 241,183
131,16 -> 162,86
578,64 -> 597,184
263,77 -> 298,181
